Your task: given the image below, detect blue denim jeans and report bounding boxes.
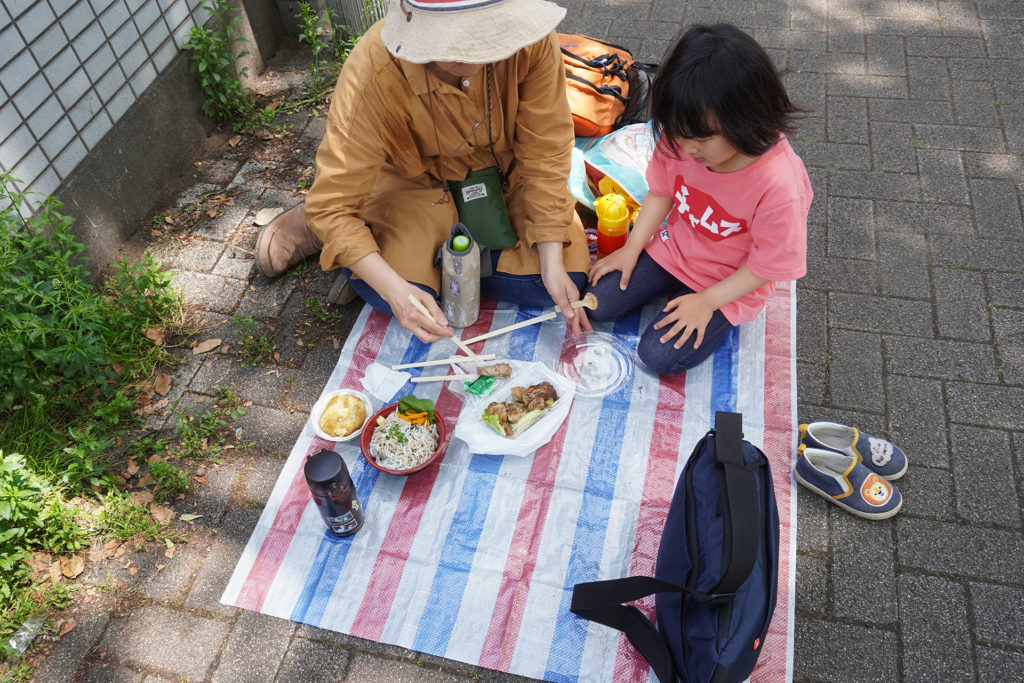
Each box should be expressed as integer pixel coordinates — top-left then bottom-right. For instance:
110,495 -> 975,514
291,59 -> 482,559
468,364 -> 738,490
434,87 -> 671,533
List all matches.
342,250 -> 587,316
585,251 -> 735,375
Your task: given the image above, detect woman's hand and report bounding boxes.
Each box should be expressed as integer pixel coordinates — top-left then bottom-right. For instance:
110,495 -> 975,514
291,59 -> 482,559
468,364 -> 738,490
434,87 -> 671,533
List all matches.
537,242 -> 593,336
389,283 -> 454,342
588,245 -> 640,289
653,292 -> 716,349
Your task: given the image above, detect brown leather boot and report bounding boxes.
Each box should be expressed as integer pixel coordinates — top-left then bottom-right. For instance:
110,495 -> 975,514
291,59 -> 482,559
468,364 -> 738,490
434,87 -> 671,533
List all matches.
254,204 -> 323,278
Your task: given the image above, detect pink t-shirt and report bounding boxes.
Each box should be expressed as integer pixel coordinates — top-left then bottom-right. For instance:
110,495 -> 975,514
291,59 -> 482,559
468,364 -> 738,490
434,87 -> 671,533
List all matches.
644,136 -> 812,324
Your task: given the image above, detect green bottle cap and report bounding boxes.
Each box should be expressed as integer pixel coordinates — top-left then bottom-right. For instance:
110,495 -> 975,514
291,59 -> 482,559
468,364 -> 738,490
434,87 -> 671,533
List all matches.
452,235 -> 471,252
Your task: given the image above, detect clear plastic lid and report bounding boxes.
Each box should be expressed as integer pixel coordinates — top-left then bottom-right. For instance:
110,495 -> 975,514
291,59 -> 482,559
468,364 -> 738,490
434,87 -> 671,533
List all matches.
557,332 -> 634,398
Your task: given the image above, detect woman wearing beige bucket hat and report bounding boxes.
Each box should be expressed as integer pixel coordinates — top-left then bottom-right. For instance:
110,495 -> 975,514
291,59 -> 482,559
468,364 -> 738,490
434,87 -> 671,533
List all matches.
255,0 -> 593,341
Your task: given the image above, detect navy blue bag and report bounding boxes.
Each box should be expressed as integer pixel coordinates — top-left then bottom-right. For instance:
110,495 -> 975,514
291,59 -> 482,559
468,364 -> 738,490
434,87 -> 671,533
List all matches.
571,412 -> 779,682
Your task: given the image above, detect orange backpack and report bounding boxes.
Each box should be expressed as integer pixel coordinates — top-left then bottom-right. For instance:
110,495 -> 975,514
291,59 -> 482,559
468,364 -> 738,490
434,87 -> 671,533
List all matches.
558,34 -> 645,137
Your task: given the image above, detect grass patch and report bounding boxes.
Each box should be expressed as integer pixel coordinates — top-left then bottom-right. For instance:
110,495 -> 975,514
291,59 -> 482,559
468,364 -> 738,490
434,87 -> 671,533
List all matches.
234,314 -> 277,365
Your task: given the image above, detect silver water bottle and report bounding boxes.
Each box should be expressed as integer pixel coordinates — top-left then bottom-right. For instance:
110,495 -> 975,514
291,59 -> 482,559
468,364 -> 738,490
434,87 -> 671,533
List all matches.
439,223 -> 480,328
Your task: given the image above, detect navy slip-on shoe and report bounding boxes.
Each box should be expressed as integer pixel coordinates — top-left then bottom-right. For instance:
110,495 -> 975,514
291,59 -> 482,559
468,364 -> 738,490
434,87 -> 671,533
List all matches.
799,421 -> 908,481
794,446 -> 903,520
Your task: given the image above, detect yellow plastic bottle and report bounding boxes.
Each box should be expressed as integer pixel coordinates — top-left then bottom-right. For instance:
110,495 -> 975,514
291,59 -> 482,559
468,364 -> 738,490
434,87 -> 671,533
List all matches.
594,193 -> 631,257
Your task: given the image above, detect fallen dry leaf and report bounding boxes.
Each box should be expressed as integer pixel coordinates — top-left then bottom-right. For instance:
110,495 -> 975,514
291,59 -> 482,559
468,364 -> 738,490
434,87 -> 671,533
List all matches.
60,555 -> 85,578
126,461 -> 140,476
58,619 -> 77,637
144,327 -> 165,346
150,505 -> 175,525
206,208 -> 218,218
128,567 -> 139,576
156,563 -> 166,571
113,544 -> 126,559
130,490 -> 154,506
138,474 -> 154,488
228,134 -> 242,147
154,373 -> 172,396
49,562 -> 62,584
151,229 -> 162,237
164,215 -> 175,225
193,338 -> 222,354
164,544 -> 176,559
136,394 -> 152,407
179,513 -> 203,522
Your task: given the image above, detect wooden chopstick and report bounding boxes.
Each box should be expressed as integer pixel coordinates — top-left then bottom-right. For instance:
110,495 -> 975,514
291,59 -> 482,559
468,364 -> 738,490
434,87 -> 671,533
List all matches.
391,353 -> 496,371
463,311 -> 557,345
410,373 -> 478,383
406,294 -> 483,363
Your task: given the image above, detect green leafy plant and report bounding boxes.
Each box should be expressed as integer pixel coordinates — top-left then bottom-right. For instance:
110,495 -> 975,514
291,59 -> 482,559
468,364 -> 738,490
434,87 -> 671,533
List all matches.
297,2 -> 332,92
148,460 -> 188,502
98,491 -> 165,550
182,0 -> 275,131
303,296 -> 337,323
234,314 -> 276,365
174,387 -> 246,460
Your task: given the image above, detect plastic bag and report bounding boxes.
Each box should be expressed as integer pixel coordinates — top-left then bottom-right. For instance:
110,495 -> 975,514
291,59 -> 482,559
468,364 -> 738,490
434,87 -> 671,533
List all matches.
569,122 -> 657,209
452,361 -> 575,456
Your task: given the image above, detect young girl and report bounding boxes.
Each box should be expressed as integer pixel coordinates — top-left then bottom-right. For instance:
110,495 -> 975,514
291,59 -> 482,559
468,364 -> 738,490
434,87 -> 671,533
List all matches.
587,23 -> 812,375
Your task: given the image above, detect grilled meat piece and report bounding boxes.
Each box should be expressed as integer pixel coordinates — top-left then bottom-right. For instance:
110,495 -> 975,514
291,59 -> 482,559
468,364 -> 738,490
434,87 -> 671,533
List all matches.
477,363 -> 513,378
506,402 -> 528,424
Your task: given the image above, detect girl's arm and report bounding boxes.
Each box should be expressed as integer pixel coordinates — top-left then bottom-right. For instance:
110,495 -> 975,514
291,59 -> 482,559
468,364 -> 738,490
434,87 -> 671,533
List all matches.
589,193 -> 674,288
654,264 -> 769,349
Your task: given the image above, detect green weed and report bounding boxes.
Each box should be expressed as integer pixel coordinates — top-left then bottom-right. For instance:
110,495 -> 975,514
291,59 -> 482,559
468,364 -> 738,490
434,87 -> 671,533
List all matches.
149,460 -> 188,502
98,491 -> 165,550
234,314 -> 276,365
174,387 -> 246,461
303,296 -> 337,323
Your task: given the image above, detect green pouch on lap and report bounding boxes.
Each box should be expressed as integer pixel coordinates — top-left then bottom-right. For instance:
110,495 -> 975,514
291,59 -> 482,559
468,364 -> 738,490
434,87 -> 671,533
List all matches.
448,167 -> 518,250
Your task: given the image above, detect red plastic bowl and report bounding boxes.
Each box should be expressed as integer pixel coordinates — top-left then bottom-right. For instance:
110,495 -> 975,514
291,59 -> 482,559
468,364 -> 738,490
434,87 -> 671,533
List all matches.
359,403 -> 447,475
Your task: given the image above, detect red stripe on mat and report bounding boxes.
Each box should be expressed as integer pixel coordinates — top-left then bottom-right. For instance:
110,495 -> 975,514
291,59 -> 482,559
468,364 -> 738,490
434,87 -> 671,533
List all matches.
234,311 -> 391,611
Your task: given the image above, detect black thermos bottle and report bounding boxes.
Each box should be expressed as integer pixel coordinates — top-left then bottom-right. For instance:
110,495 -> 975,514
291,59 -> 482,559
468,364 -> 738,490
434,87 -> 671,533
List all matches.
304,449 -> 364,537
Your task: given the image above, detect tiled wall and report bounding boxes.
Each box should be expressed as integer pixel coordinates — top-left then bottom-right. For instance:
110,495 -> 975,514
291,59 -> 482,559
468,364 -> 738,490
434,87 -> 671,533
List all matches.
0,0 -> 208,215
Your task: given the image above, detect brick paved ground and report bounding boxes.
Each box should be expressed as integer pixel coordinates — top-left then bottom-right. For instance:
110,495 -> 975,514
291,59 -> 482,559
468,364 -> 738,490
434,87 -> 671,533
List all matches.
27,1 -> 1023,680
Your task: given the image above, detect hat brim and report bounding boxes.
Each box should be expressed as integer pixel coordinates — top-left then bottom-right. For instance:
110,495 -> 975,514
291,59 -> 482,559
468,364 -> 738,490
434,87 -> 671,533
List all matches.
380,0 -> 566,64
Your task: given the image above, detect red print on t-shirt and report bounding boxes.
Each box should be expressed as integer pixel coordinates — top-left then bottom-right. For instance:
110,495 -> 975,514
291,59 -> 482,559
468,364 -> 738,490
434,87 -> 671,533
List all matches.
672,176 -> 747,242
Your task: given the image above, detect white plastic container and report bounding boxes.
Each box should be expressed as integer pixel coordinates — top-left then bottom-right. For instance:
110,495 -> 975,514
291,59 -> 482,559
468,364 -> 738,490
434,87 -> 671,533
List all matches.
311,389 -> 373,442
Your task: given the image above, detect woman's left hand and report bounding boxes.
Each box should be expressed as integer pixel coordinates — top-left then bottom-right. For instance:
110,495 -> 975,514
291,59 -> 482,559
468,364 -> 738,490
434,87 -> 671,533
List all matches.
538,242 -> 593,336
653,293 -> 715,349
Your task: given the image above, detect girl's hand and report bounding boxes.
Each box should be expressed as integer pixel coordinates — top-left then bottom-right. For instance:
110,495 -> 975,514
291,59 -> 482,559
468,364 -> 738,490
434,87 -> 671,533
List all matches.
388,283 -> 453,343
653,292 -> 716,349
588,247 -> 640,290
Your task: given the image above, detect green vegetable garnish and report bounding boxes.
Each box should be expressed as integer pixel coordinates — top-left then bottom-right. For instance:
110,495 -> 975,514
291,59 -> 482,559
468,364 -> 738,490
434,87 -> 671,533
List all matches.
399,395 -> 435,423
387,424 -> 408,443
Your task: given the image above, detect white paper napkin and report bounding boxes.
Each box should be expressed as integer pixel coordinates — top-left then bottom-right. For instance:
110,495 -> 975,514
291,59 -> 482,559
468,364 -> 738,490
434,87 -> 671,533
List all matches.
360,362 -> 410,402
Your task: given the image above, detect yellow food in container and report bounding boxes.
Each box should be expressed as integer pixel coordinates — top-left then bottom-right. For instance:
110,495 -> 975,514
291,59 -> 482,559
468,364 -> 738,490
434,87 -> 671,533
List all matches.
318,393 -> 367,437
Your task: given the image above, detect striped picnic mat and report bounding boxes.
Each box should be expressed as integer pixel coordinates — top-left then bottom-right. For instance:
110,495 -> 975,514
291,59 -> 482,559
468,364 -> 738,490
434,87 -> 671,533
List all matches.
221,284 -> 798,682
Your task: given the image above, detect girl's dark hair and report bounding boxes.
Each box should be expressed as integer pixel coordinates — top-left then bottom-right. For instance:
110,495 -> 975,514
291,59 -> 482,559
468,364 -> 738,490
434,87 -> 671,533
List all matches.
650,24 -> 805,157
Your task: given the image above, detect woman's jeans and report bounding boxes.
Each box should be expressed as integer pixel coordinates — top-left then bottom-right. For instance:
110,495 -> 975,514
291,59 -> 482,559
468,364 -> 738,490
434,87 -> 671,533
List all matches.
585,251 -> 735,375
343,249 -> 587,316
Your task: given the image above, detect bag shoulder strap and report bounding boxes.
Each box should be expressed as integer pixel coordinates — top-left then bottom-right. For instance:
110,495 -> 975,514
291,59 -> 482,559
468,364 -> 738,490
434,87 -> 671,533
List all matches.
712,411 -> 761,597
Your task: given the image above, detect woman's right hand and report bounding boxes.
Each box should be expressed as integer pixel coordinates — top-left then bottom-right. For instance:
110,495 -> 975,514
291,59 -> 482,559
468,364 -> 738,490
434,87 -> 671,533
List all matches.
388,283 -> 453,343
588,246 -> 640,290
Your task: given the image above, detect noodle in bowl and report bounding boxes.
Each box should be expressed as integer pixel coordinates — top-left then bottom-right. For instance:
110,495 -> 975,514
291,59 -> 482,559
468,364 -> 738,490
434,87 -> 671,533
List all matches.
368,412 -> 439,471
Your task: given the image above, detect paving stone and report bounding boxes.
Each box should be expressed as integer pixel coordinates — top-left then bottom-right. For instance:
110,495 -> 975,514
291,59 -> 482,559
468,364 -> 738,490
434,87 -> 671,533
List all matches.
234,404 -> 308,459
795,482 -> 830,554
211,611 -> 295,683
235,272 -> 301,318
189,460 -> 242,524
239,452 -> 287,504
868,97 -> 953,125
189,310 -> 249,351
212,243 -> 257,280
781,71 -> 826,111
98,606 -> 230,680
865,33 -> 905,76
830,329 -> 885,413
898,465 -> 953,519
138,537 -> 206,602
884,336 -> 998,383
806,219 -> 826,257
873,200 -> 973,235
296,338 -> 350,412
33,611 -> 111,683
185,504 -> 262,616
802,256 -> 877,294
190,356 -> 296,406
950,425 -> 1021,527
886,374 -> 949,467
897,518 -> 1024,582
971,582 -> 1024,647
168,237 -> 226,274
829,292 -> 933,337
789,49 -> 865,76
917,148 -> 969,205
825,96 -> 868,143
868,121 -> 918,173
828,169 -> 919,201
826,196 -> 876,260
832,513 -> 896,623
964,151 -> 1024,181
907,55 -> 951,100
951,79 -> 1000,127
932,268 -> 990,342
826,72 -> 906,99
797,359 -> 827,406
77,664 -> 145,682
169,271 -> 248,315
946,382 -> 1024,432
795,553 -> 828,614
877,231 -> 929,299
276,636 -> 351,681
791,140 -> 871,169
970,178 -> 1023,239
977,645 -> 1024,680
793,619 -> 898,682
345,652 -> 472,682
898,574 -> 974,681
915,123 -> 1007,154
949,56 -> 1021,82
930,235 -> 1024,271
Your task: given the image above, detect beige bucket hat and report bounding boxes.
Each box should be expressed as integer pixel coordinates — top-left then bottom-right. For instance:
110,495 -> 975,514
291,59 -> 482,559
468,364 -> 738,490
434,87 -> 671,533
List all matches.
380,0 -> 567,64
